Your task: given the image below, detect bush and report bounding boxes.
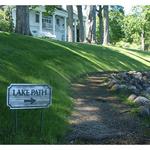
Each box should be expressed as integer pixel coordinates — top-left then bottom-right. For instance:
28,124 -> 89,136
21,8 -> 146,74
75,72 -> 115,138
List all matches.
0,7 -> 14,32
0,19 -> 10,32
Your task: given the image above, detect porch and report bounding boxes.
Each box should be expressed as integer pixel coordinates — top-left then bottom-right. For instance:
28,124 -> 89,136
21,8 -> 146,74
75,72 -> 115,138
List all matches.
37,9 -> 78,42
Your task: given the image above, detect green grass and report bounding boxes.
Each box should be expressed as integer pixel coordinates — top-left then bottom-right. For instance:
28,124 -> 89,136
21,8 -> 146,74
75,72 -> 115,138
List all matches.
0,32 -> 150,144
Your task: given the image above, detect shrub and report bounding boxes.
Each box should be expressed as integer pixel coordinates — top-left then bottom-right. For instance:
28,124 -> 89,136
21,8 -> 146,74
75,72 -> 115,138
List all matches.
0,7 -> 14,32
0,19 -> 10,32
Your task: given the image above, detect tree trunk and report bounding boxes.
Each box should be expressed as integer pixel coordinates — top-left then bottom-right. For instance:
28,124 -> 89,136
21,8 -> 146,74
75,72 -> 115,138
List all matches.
67,5 -> 73,42
141,30 -> 145,51
15,6 -> 30,35
103,5 -> 109,45
98,5 -> 103,44
92,5 -> 96,43
87,5 -> 96,43
77,5 -> 84,42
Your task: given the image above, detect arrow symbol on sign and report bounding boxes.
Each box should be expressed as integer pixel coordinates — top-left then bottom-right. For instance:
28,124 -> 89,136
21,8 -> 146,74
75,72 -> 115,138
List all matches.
24,98 -> 36,104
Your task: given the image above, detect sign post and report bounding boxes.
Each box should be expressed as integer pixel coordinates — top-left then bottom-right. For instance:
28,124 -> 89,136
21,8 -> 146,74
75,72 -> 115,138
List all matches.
7,84 -> 52,134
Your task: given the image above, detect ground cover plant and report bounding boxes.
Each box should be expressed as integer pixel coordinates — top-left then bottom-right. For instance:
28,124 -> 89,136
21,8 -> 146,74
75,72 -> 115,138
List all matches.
0,32 -> 150,144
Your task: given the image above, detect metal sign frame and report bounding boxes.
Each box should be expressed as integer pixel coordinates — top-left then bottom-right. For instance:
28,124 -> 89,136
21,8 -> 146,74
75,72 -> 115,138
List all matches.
7,84 -> 52,109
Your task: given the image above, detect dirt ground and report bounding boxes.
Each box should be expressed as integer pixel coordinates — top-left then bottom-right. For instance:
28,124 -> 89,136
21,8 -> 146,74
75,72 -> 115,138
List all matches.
66,72 -> 150,144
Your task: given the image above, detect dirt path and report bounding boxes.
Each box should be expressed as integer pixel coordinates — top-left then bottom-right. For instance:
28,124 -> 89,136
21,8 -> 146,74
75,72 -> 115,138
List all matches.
66,72 -> 150,144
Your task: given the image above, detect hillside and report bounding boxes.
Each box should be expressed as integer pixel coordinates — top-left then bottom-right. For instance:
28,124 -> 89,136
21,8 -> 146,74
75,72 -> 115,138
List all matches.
0,32 -> 150,144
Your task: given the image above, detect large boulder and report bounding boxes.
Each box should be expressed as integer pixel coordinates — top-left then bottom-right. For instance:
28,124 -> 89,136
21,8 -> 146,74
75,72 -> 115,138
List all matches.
128,94 -> 137,101
134,96 -> 150,106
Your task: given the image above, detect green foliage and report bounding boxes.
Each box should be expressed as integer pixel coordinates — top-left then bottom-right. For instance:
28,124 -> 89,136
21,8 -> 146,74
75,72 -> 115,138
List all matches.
109,9 -> 125,44
31,5 -> 56,16
0,19 -> 10,32
44,5 -> 56,16
123,5 -> 150,50
96,5 -> 125,44
142,6 -> 150,50
123,15 -> 141,43
110,5 -> 124,14
0,6 -> 14,32
1,33 -> 150,143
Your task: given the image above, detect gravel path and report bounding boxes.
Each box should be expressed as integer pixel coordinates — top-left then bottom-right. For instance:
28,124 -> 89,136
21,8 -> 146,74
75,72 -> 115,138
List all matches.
66,72 -> 150,144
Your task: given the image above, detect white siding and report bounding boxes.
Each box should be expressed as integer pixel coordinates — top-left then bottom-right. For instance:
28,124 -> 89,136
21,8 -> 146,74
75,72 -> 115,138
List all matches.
12,9 -> 16,27
11,7 -> 86,42
55,16 -> 65,41
29,10 -> 40,36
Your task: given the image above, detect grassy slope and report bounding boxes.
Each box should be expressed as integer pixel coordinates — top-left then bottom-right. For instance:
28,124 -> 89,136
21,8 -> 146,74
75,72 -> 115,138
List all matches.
0,32 -> 150,144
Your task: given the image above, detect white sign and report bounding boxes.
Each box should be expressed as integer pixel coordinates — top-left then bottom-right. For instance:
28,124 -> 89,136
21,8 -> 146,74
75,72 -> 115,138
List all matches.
7,84 -> 52,109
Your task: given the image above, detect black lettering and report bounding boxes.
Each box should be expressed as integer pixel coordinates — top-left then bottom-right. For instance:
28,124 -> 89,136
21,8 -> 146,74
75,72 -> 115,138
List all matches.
26,90 -> 30,96
31,89 -> 35,95
12,89 -> 17,96
41,89 -> 47,96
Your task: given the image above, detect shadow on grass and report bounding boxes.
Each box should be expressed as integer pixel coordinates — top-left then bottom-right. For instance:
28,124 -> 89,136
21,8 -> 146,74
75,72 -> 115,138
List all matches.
0,33 -> 150,143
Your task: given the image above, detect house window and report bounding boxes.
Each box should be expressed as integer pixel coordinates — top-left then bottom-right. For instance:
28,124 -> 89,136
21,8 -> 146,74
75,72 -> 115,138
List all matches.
35,14 -> 39,23
42,17 -> 52,29
56,18 -> 60,25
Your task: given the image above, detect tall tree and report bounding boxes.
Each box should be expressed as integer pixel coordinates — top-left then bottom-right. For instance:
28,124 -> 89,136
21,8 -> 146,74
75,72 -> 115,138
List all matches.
103,5 -> 109,45
98,5 -> 103,44
77,5 -> 84,42
123,6 -> 150,51
15,6 -> 30,35
87,5 -> 96,43
109,6 -> 124,44
92,5 -> 96,43
67,5 -> 73,42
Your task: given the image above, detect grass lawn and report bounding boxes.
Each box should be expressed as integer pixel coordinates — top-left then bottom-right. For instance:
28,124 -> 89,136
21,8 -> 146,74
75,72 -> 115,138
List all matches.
0,32 -> 150,144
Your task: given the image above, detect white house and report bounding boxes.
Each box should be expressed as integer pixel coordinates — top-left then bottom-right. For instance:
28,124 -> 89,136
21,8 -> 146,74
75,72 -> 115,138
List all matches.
12,6 -> 87,42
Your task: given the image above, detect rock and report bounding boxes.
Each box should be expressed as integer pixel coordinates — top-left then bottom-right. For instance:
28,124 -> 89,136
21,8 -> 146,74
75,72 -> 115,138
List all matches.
142,92 -> 150,99
111,84 -> 120,91
107,71 -> 150,95
135,83 -> 143,90
143,83 -> 150,89
134,96 -> 150,106
119,84 -> 128,90
129,79 -> 135,85
143,76 -> 147,81
128,71 -> 136,74
146,87 -> 150,93
128,85 -> 139,94
121,72 -> 128,79
134,72 -> 142,80
110,74 -> 117,80
128,94 -> 137,101
108,80 -> 117,88
139,106 -> 150,117
128,85 -> 137,91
